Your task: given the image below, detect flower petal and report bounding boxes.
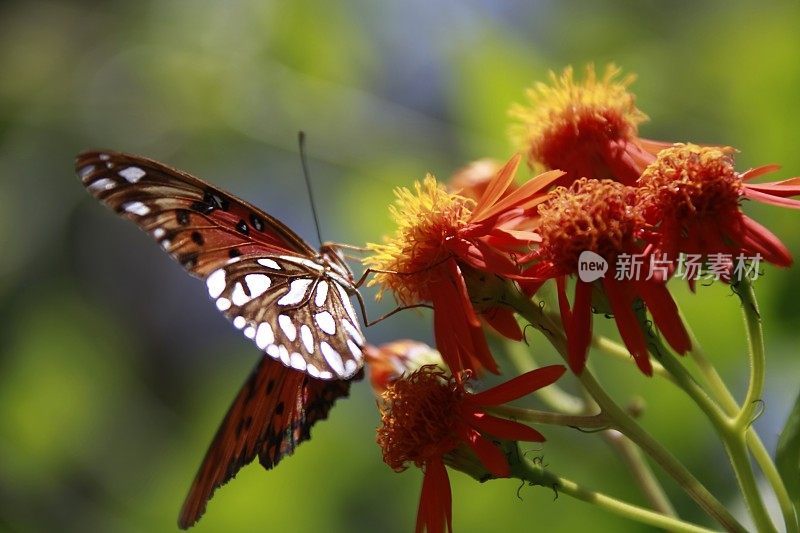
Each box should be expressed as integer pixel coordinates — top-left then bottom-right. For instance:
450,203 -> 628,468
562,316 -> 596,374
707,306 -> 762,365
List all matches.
467,365 -> 566,406
467,411 -> 546,442
602,277 -> 653,376
430,260 -> 499,375
471,154 -> 521,222
740,164 -> 782,181
482,307 -> 523,341
635,281 -> 691,354
740,215 -> 793,267
416,458 -> 452,533
744,186 -> 800,209
460,426 -> 510,478
568,280 -> 594,374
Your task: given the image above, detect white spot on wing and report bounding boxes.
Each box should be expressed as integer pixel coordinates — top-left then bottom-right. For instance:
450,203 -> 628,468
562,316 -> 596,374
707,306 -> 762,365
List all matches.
300,325 -> 314,353
290,352 -> 306,371
341,318 -> 363,343
314,280 -> 329,307
119,166 -> 146,183
320,341 -> 345,376
122,201 -> 150,216
257,258 -> 281,269
233,316 -> 246,329
88,177 -> 116,192
347,339 -> 363,360
244,274 -> 271,298
99,153 -> 110,161
335,282 -> 358,324
277,279 -> 313,306
206,269 -> 226,299
266,344 -> 280,359
244,326 -> 256,339
279,345 -> 290,366
318,370 -> 333,380
256,323 -> 274,349
344,358 -> 359,376
279,255 -> 324,271
278,314 -> 297,341
216,297 -> 231,311
231,283 -> 250,306
314,311 -> 336,335
153,228 -> 165,239
306,363 -> 320,378
78,165 -> 95,178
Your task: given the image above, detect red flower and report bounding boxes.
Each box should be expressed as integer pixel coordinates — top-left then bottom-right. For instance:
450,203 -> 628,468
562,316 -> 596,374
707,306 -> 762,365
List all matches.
523,179 -> 690,375
376,364 -> 566,532
638,143 -> 800,269
365,155 -> 562,376
509,64 -> 669,187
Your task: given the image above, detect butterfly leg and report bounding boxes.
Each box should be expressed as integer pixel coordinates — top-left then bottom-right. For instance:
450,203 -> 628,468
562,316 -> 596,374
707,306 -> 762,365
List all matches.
352,289 -> 433,327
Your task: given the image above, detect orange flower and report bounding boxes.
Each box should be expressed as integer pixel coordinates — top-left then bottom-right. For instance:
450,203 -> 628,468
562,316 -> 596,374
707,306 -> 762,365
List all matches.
448,159 -> 505,201
365,340 -> 444,395
509,64 -> 668,186
523,179 -> 690,375
364,155 -> 562,376
638,143 -> 800,268
377,364 -> 566,533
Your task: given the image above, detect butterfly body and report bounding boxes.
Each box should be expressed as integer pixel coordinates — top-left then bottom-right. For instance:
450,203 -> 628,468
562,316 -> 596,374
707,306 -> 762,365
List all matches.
76,150 -> 365,528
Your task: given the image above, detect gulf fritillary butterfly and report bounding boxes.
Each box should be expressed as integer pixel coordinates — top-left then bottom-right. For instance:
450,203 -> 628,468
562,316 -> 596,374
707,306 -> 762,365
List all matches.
75,150 -> 366,528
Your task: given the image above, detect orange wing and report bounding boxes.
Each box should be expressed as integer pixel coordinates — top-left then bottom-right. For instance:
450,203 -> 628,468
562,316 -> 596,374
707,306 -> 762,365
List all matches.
178,356 -> 361,529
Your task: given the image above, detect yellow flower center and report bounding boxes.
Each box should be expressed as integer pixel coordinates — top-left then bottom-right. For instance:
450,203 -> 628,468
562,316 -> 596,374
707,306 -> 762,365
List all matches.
509,65 -> 647,176
364,175 -> 474,303
537,179 -> 640,272
377,366 -> 464,471
637,143 -> 742,222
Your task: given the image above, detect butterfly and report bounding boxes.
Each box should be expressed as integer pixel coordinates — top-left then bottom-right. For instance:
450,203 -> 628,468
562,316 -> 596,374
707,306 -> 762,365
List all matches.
75,150 -> 366,528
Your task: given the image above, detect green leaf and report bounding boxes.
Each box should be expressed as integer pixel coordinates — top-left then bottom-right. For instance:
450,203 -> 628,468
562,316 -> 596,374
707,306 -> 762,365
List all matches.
776,389 -> 800,506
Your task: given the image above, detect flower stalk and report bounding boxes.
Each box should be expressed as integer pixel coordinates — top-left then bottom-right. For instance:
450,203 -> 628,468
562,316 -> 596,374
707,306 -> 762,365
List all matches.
507,288 -> 747,532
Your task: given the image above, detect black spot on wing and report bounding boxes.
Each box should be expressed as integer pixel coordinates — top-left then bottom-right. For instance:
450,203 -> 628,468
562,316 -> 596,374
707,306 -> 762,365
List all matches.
236,219 -> 249,235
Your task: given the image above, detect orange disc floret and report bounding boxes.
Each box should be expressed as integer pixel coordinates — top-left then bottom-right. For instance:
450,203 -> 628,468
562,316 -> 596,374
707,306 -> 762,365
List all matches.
364,176 -> 474,304
377,365 -> 464,471
536,178 -> 641,272
510,65 -> 648,184
637,143 -> 741,222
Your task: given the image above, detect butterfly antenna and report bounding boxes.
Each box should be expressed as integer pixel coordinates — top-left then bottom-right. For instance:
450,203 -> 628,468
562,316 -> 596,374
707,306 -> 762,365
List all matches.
298,131 -> 324,247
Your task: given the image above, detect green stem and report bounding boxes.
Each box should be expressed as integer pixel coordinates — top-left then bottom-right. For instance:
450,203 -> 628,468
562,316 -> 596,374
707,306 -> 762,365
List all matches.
513,456 -> 717,533
510,294 -> 746,532
734,279 -> 765,431
603,429 -> 678,518
502,338 -> 586,415
680,308 -> 800,532
487,405 -> 608,428
637,304 -> 776,533
585,328 -> 674,381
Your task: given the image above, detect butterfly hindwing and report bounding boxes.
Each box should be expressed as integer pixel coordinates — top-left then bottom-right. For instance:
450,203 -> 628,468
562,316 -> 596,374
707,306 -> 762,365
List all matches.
178,356 -> 362,529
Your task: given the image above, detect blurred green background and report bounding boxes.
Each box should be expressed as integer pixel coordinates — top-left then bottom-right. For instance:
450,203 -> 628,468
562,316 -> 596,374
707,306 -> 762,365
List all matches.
1,1 -> 799,531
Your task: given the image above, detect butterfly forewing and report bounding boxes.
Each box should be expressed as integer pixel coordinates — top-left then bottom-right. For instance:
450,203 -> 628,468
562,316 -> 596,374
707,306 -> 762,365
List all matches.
77,150 -> 316,277
76,150 -> 365,379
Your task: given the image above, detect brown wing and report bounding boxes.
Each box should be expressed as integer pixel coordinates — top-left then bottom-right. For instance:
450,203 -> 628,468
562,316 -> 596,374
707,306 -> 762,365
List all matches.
178,356 -> 362,529
75,150 -> 317,278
